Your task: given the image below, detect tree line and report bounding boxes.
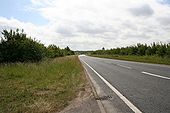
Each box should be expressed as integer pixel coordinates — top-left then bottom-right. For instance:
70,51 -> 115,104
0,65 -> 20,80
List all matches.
92,43 -> 170,58
0,29 -> 74,63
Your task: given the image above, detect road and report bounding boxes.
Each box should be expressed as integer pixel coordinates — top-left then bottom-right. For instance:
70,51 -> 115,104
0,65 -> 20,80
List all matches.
79,55 -> 170,113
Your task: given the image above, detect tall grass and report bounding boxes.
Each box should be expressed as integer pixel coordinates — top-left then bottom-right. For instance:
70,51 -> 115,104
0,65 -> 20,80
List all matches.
0,56 -> 86,113
91,55 -> 170,65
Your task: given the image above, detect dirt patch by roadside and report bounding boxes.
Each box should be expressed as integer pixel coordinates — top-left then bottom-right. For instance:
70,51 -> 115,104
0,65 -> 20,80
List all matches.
57,68 -> 101,113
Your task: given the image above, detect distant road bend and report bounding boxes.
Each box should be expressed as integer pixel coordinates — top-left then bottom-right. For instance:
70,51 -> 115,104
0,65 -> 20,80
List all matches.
79,55 -> 170,113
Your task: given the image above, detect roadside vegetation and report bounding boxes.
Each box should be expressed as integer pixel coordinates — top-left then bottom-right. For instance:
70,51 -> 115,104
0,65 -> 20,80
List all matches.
91,55 -> 170,65
0,29 -> 86,113
0,29 -> 74,63
91,43 -> 170,65
0,56 -> 86,113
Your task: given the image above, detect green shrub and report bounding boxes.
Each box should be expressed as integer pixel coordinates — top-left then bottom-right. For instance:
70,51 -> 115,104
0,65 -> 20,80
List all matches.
0,29 -> 75,63
0,29 -> 46,63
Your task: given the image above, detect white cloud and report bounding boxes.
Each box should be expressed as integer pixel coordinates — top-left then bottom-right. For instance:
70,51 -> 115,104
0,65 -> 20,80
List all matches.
0,0 -> 170,50
0,17 -> 60,45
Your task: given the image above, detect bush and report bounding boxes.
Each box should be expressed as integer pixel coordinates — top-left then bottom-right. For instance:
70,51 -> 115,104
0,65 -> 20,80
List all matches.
46,44 -> 64,58
0,29 -> 46,63
92,42 -> 170,58
0,29 -> 75,63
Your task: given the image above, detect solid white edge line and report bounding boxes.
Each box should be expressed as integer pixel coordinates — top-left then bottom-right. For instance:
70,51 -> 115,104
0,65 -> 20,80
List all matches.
116,64 -> 132,69
141,71 -> 170,80
83,64 -> 106,113
81,59 -> 142,113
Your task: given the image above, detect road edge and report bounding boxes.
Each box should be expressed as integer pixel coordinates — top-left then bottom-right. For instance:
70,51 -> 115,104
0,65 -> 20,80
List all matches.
81,60 -> 107,113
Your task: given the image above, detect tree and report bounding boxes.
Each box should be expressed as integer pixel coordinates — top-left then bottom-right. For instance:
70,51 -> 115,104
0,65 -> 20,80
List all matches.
166,44 -> 170,57
137,43 -> 147,56
0,29 -> 46,63
156,44 -> 166,57
63,46 -> 75,55
145,47 -> 152,55
91,42 -> 169,57
46,44 -> 64,58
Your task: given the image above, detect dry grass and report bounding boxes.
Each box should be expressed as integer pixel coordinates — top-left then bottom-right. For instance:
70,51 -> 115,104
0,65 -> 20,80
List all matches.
0,56 -> 86,113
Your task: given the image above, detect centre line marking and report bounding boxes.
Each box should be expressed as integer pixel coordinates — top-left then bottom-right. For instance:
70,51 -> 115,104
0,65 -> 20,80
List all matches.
141,71 -> 170,80
81,59 -> 142,113
116,64 -> 132,69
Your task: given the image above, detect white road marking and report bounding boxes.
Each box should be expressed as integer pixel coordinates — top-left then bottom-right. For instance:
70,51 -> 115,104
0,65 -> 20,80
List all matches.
84,66 -> 107,113
81,59 -> 142,113
141,71 -> 170,80
116,64 -> 132,69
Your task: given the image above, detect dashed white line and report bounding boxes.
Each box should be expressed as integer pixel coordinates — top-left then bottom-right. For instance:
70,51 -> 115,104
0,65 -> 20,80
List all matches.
81,60 -> 142,113
116,64 -> 132,69
141,71 -> 170,80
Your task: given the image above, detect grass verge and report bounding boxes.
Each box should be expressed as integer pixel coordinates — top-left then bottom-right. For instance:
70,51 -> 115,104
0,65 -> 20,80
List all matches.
91,55 -> 170,65
0,56 -> 86,113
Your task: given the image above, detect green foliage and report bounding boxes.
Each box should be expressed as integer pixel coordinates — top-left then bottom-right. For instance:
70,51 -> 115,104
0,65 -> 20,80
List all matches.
0,29 -> 75,63
91,55 -> 170,65
0,29 -> 46,63
63,46 -> 75,56
46,45 -> 75,58
46,44 -> 64,58
92,42 -> 170,58
166,45 -> 170,57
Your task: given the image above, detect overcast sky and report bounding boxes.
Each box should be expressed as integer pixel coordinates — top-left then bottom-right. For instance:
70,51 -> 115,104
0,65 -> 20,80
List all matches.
0,0 -> 170,50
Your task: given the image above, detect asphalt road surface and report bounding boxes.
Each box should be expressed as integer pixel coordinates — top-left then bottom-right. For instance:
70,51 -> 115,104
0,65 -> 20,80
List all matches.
79,55 -> 170,113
